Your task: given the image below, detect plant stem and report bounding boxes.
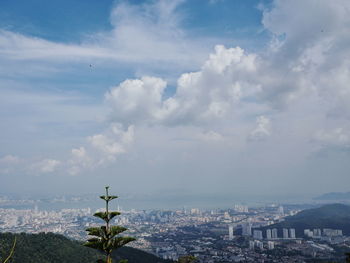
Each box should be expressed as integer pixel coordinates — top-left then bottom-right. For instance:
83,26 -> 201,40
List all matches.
106,186 -> 111,263
3,236 -> 17,263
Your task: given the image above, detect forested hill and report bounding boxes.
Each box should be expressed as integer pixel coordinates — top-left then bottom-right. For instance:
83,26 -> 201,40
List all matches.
0,232 -> 173,263
260,203 -> 350,237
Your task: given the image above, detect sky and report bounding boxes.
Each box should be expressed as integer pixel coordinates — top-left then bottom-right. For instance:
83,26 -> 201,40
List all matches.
1,0 -> 350,206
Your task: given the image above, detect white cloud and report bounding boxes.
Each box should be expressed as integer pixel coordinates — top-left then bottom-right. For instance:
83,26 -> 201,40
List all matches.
197,131 -> 224,142
105,77 -> 167,125
32,159 -> 61,174
248,116 -> 271,141
0,0 -> 213,76
0,30 -> 106,61
260,0 -> 350,109
314,128 -> 350,149
87,123 -> 134,163
3,0 -> 350,193
104,0 -> 350,132
68,147 -> 92,176
0,155 -> 20,174
0,155 -> 19,164
106,45 -> 262,126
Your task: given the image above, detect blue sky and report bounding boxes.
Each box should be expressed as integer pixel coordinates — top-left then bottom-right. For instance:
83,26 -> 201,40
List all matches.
0,0 -> 269,42
1,0 -> 350,206
0,0 -> 271,96
0,0 -> 114,42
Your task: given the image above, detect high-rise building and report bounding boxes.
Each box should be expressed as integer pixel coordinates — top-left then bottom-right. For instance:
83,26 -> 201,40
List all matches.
247,224 -> 252,236
289,228 -> 296,239
229,225 -> 234,240
34,205 -> 39,215
253,230 -> 263,240
278,206 -> 284,215
267,241 -> 275,250
272,228 -> 278,239
266,229 -> 272,240
304,229 -> 313,237
283,228 -> 289,239
323,229 -> 343,237
234,204 -> 249,213
313,229 -> 322,237
249,240 -> 255,250
242,223 -> 252,236
190,208 -> 200,215
254,240 -> 264,250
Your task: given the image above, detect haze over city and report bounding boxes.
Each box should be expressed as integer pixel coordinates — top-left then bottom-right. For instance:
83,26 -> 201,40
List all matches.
1,0 -> 350,206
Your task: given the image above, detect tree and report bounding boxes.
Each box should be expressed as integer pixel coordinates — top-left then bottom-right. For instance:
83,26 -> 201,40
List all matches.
84,186 -> 135,263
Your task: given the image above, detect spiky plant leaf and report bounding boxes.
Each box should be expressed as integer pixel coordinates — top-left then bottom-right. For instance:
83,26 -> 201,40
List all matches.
84,239 -> 104,251
93,211 -> 109,222
109,211 -> 121,220
110,237 -> 136,250
94,211 -> 121,222
86,227 -> 104,237
85,187 -> 135,262
100,195 -> 118,201
110,226 -> 128,238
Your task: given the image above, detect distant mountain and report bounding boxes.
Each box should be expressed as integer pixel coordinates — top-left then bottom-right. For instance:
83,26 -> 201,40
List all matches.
259,203 -> 350,237
314,192 -> 350,200
0,232 -> 172,263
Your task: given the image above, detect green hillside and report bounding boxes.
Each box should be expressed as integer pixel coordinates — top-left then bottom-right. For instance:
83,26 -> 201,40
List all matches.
260,203 -> 350,237
0,232 -> 172,263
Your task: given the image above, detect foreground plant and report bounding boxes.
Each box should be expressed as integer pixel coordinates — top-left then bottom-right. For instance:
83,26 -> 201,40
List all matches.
1,236 -> 16,263
84,186 -> 135,263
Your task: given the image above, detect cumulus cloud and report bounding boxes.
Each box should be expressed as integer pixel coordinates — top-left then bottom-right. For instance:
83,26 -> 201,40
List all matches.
88,124 -> 134,162
261,0 -> 350,108
1,155 -> 62,175
313,128 -> 350,149
67,123 -> 134,175
3,0 -> 350,181
248,116 -> 271,141
104,0 -> 350,146
68,147 -> 92,176
32,159 -> 61,174
105,77 -> 167,125
106,45 -> 262,126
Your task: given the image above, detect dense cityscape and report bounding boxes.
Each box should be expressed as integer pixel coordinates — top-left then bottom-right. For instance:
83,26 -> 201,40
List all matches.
1,196 -> 349,262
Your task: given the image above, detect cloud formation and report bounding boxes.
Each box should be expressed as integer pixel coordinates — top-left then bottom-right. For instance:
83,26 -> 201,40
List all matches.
106,45 -> 261,126
1,0 -> 350,194
248,116 -> 271,141
314,128 -> 350,149
32,159 -> 61,174
0,0 -> 212,77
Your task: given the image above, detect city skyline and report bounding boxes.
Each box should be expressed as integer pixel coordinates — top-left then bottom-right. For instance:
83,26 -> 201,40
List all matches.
1,0 -> 350,203
0,202 -> 347,262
